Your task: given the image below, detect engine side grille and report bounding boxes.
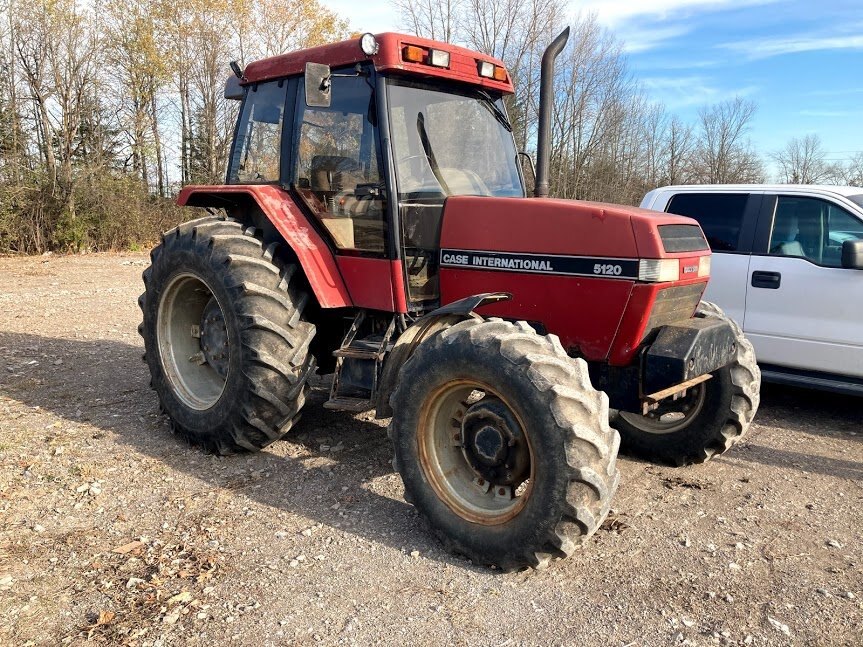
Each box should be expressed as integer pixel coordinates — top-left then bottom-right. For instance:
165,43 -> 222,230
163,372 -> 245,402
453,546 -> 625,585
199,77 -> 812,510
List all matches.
642,283 -> 705,342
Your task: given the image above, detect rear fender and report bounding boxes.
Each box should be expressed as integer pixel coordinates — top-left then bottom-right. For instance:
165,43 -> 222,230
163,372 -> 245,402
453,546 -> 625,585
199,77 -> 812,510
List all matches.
177,184 -> 352,308
374,292 -> 511,418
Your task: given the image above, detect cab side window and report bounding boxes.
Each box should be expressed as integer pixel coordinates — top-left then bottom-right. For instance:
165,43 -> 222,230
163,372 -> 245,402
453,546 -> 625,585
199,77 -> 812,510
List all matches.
228,82 -> 287,183
770,196 -> 863,267
666,193 -> 748,251
294,73 -> 386,254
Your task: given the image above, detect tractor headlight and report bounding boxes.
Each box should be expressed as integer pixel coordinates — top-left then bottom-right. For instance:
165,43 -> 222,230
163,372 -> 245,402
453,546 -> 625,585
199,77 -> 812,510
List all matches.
477,61 -> 495,78
360,33 -> 379,56
428,49 -> 450,68
698,255 -> 711,277
638,259 -> 680,282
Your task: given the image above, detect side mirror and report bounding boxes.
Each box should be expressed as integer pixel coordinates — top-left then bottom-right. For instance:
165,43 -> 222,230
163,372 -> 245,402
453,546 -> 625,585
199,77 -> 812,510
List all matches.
518,151 -> 536,193
841,239 -> 863,269
224,75 -> 244,100
305,62 -> 332,108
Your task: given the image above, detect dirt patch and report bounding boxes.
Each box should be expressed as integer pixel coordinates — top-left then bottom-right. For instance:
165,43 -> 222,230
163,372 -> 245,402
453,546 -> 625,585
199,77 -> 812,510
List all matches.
1,253 -> 861,646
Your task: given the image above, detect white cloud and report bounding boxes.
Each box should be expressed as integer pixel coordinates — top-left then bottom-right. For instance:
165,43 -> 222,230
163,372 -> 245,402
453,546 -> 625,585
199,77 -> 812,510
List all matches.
574,0 -> 778,28
641,75 -> 758,108
799,109 -> 863,118
616,24 -> 693,53
723,33 -> 863,59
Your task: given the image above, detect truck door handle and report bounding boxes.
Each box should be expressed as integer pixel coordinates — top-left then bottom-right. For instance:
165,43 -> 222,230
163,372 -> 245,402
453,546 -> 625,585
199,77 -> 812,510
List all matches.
751,270 -> 781,289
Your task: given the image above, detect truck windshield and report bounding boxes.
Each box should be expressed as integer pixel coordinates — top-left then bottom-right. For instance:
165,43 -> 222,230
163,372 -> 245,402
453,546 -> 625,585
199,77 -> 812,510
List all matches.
386,79 -> 524,199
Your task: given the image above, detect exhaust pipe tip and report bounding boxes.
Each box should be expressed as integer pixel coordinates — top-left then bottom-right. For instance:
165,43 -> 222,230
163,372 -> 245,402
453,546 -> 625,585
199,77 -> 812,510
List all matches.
534,27 -> 570,199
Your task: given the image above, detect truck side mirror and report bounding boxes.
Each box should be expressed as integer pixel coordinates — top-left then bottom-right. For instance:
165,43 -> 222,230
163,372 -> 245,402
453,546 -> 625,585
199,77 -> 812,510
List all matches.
841,239 -> 863,269
305,62 -> 332,108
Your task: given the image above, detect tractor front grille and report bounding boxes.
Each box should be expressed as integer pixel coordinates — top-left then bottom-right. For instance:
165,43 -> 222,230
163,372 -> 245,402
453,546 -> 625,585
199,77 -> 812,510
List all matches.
641,283 -> 705,342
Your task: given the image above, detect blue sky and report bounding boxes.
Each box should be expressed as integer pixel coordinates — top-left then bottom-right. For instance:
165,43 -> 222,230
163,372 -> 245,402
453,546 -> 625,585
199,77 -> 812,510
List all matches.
326,0 -> 863,176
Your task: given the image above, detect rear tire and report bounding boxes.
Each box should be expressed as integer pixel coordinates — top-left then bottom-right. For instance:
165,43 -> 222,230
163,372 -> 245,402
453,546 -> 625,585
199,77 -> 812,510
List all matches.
613,301 -> 760,465
139,215 -> 316,454
389,318 -> 620,570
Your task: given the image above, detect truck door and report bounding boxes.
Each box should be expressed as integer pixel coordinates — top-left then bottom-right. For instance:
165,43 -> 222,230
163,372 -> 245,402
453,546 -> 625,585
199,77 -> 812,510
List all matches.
662,191 -> 761,327
744,194 -> 863,378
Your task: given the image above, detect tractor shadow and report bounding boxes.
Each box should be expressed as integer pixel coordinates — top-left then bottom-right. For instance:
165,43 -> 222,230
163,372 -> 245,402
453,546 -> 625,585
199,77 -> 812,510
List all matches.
0,331 -> 475,569
718,382 -> 863,480
2,331 -> 861,563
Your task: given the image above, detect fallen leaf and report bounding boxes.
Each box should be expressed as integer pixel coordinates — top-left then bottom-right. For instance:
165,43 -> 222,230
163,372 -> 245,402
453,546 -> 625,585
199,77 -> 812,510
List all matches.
97,610 -> 115,625
168,591 -> 193,605
112,540 -> 144,555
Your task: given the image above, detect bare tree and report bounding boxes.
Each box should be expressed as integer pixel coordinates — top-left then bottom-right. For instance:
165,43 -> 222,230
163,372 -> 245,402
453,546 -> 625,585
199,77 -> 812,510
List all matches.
692,97 -> 762,184
840,152 -> 863,187
395,0 -> 462,42
772,134 -> 841,184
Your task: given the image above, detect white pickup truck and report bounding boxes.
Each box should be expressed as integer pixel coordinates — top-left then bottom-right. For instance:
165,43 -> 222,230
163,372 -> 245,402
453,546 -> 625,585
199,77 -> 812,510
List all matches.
641,184 -> 863,395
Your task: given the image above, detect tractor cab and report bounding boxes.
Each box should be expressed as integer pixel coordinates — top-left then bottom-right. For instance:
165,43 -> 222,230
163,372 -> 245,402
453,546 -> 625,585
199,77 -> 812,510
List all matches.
224,34 -> 523,312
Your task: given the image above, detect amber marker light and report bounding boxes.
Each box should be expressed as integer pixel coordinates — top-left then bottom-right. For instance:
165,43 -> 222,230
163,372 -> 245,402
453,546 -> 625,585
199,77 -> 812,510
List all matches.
403,45 -> 425,63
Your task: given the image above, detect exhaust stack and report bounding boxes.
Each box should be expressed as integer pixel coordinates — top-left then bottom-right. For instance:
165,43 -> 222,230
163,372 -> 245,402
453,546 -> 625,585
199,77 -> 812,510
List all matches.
534,27 -> 570,199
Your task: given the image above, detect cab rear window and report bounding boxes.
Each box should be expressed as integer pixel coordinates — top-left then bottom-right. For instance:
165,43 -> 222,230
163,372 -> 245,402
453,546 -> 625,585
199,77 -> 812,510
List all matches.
666,193 -> 748,252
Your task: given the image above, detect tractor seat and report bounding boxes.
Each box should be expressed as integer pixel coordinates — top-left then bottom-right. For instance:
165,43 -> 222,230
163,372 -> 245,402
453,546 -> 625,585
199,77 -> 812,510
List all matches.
310,155 -> 363,194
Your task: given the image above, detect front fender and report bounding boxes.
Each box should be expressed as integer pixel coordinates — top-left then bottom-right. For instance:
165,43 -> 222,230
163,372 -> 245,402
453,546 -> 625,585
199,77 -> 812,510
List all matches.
374,292 -> 511,418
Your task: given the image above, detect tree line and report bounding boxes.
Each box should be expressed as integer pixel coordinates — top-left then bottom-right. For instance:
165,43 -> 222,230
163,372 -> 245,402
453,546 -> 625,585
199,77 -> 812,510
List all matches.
1,0 -> 860,254
0,0 -> 347,253
395,0 -> 863,203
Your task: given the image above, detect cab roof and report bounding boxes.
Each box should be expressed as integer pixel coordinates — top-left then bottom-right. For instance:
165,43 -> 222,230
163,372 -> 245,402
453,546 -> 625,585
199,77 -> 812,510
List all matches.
242,32 -> 514,95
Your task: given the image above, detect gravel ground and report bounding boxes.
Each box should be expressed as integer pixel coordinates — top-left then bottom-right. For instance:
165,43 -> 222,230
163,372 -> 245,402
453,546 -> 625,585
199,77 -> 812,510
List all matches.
0,252 -> 861,647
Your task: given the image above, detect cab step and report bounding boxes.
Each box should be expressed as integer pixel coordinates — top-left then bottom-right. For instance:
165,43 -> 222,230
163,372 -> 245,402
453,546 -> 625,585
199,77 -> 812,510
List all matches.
323,397 -> 374,412
332,338 -> 386,360
324,312 -> 396,413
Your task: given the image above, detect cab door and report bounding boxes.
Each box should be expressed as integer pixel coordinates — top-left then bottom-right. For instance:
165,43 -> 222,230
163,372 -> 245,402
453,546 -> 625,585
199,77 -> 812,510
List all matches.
744,194 -> 863,377
291,67 -> 404,312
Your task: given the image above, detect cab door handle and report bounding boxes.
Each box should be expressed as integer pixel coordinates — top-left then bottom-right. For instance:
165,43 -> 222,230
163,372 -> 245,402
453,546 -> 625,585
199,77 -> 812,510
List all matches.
752,270 -> 781,289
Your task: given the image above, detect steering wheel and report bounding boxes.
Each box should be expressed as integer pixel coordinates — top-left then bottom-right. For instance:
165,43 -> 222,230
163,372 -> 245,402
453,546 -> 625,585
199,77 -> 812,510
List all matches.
397,154 -> 425,166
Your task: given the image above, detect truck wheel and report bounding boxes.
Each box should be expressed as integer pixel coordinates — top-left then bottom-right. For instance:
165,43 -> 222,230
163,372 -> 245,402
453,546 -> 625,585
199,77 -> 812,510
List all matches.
138,215 -> 316,454
388,319 -> 620,570
613,301 -> 760,466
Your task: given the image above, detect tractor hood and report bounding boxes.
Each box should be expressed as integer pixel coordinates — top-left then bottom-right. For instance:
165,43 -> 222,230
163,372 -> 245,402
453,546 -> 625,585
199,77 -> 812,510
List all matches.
437,195 -> 712,364
439,195 -> 707,261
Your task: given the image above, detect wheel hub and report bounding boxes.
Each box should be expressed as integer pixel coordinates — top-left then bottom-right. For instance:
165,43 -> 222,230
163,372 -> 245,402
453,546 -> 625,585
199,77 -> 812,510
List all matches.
460,398 -> 529,486
200,298 -> 229,378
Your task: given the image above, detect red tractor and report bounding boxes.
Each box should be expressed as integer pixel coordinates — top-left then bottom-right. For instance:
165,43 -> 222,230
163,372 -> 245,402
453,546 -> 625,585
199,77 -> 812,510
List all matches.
139,29 -> 760,570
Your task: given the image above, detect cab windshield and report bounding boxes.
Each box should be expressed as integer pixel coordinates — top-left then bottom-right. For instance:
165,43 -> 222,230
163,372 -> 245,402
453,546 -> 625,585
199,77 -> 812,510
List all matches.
387,79 -> 524,200
386,78 -> 524,307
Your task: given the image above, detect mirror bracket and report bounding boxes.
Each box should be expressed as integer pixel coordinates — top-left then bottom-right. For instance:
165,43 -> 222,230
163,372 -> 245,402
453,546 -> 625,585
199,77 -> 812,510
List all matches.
305,62 -> 332,107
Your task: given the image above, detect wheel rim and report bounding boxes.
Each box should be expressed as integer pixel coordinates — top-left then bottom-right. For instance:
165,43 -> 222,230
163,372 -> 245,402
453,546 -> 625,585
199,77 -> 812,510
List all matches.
619,383 -> 707,434
417,380 -> 533,525
157,273 -> 229,410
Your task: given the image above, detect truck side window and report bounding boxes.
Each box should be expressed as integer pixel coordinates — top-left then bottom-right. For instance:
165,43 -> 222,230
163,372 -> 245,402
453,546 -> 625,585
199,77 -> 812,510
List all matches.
770,196 -> 863,267
666,193 -> 748,251
228,82 -> 287,184
293,73 -> 386,254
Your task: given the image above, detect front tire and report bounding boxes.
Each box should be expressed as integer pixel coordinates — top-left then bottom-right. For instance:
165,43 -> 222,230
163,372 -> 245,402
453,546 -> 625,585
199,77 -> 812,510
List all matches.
139,216 -> 316,454
613,301 -> 760,465
389,319 -> 620,570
